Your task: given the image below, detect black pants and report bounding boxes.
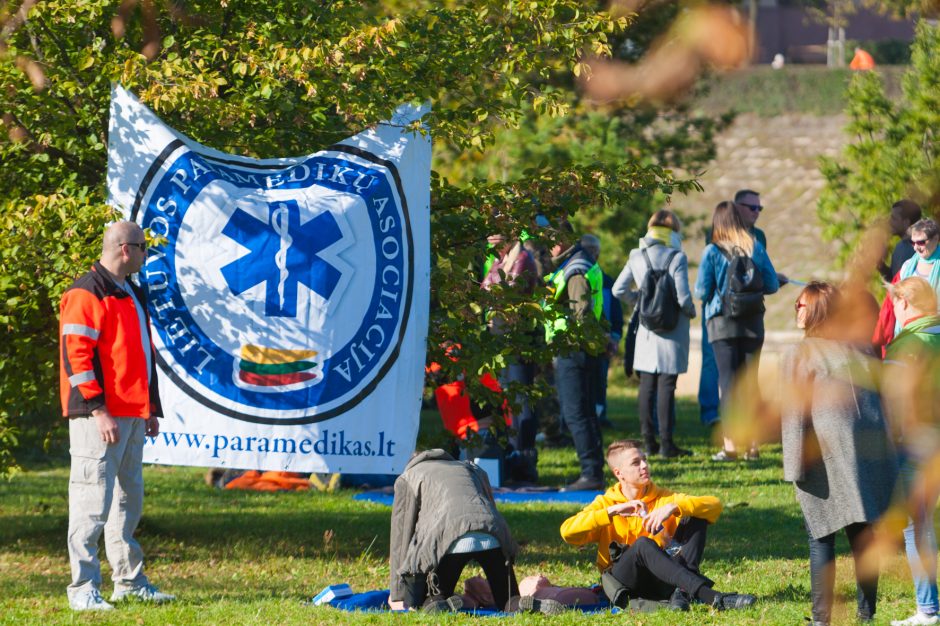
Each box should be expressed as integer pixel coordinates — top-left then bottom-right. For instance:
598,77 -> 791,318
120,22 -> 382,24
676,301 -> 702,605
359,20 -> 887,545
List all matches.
609,517 -> 711,600
554,352 -> 603,480
637,372 -> 678,445
807,522 -> 878,623
401,548 -> 519,610
711,337 -> 763,405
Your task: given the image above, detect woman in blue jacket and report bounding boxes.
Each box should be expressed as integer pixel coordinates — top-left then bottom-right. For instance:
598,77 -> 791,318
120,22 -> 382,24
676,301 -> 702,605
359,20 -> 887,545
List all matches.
695,201 -> 779,461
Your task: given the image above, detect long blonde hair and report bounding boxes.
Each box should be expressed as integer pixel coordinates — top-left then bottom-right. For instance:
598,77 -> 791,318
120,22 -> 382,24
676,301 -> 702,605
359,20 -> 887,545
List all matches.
710,201 -> 754,256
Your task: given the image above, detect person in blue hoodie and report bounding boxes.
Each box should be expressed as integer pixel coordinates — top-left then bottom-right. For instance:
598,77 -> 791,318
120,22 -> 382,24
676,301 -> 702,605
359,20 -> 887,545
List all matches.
694,200 -> 779,461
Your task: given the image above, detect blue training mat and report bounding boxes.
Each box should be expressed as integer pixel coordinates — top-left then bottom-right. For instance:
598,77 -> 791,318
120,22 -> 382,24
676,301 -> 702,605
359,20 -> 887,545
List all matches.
327,589 -> 612,615
353,489 -> 601,506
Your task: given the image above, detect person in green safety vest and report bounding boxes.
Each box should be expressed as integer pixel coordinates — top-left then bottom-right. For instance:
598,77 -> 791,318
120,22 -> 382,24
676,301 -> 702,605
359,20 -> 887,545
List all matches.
548,233 -> 606,492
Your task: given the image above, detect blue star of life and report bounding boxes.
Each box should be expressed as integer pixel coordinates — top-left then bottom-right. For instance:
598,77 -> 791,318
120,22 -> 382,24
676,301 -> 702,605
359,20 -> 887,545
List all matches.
221,199 -> 343,317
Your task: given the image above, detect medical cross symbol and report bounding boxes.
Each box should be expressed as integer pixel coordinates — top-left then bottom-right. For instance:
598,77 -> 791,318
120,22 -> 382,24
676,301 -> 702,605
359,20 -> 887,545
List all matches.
221,199 -> 343,317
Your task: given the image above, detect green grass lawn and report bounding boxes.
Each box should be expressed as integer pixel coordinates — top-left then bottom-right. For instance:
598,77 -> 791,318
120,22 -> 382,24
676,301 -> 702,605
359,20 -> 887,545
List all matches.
0,373 -> 924,625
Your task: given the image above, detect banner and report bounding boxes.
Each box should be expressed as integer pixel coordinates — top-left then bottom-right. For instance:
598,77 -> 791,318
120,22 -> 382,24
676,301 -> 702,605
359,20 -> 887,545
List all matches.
107,86 -> 430,474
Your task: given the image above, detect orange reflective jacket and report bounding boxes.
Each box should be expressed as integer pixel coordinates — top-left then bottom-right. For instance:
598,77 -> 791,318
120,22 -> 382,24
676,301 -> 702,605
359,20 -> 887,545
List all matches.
59,262 -> 161,418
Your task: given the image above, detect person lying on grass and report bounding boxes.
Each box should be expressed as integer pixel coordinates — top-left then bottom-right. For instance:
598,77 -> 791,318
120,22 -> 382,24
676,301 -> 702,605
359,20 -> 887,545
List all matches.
560,439 -> 757,612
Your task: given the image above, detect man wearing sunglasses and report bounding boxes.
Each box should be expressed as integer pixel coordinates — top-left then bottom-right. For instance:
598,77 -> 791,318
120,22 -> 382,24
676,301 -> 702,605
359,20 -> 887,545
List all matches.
59,221 -> 173,610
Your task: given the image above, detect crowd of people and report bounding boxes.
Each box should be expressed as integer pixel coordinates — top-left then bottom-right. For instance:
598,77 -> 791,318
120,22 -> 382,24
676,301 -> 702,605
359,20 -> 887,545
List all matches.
469,192 -> 940,624
58,194 -> 940,623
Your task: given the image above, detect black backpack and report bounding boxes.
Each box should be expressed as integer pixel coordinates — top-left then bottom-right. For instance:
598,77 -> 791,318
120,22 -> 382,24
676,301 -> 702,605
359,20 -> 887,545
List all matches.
637,247 -> 680,333
720,246 -> 765,318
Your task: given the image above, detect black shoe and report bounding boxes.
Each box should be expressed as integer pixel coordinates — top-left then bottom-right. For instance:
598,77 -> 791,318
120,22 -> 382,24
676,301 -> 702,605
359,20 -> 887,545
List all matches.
628,598 -> 673,612
644,439 -> 660,456
506,595 -> 566,615
660,443 -> 692,458
422,595 -> 463,612
711,592 -> 756,611
668,588 -> 691,611
560,475 -> 605,492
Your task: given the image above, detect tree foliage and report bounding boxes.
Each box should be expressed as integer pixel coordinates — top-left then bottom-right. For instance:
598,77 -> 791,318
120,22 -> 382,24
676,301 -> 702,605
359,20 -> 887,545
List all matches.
0,0 -> 716,469
818,20 -> 940,265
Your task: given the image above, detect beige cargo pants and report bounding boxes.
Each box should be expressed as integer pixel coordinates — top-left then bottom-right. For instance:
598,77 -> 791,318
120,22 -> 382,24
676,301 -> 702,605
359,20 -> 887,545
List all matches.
66,416 -> 150,598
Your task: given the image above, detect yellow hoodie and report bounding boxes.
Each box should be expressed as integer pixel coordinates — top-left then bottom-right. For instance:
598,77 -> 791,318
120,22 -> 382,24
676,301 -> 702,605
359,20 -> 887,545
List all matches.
560,481 -> 722,572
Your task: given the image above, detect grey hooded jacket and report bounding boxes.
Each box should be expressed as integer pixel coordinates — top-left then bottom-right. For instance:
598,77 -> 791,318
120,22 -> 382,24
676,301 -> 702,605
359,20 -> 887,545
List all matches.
388,449 -> 518,601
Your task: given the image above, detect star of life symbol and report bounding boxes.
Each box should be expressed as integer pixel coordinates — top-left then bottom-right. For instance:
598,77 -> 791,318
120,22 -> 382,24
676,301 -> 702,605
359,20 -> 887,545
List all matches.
221,199 -> 343,317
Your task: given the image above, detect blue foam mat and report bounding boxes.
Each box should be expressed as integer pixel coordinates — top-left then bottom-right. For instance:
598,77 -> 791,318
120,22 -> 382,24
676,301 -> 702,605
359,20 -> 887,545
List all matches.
353,489 -> 601,506
327,589 -> 612,614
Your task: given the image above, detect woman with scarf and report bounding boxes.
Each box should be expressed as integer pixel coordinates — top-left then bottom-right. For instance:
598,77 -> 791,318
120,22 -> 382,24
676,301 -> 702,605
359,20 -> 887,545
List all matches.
875,218 -> 940,352
612,210 -> 695,457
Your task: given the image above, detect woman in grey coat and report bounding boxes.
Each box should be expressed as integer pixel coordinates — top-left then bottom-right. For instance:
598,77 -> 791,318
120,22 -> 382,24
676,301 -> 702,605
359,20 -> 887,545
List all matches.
613,210 -> 695,457
781,282 -> 898,626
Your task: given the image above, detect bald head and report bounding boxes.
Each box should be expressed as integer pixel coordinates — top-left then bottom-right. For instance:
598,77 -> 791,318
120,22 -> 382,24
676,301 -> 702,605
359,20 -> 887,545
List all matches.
100,221 -> 147,280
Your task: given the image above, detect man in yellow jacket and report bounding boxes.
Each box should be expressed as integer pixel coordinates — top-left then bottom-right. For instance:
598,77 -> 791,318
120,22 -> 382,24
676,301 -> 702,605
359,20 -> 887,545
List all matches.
560,439 -> 756,612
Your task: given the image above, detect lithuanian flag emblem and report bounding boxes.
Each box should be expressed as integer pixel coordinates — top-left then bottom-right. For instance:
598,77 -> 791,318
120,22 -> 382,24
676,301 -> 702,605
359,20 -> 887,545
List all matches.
235,345 -> 321,389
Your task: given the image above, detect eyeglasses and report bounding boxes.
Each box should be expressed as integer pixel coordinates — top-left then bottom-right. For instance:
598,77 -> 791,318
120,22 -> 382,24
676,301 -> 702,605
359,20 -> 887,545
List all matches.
794,302 -> 807,311
912,237 -> 934,247
120,242 -> 147,251
740,203 -> 763,213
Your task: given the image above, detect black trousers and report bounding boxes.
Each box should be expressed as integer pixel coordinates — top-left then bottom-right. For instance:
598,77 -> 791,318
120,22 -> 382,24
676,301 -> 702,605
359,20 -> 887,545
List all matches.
401,548 -> 519,610
609,517 -> 711,601
807,522 -> 878,623
637,372 -> 679,444
711,337 -> 763,405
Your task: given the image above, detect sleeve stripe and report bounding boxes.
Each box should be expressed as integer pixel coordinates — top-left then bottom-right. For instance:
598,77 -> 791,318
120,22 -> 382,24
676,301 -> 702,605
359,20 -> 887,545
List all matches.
69,371 -> 96,387
63,324 -> 100,340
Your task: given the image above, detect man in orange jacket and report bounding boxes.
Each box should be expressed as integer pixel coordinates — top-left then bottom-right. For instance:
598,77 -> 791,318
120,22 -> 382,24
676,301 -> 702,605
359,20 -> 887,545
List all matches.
60,221 -> 173,611
560,439 -> 756,612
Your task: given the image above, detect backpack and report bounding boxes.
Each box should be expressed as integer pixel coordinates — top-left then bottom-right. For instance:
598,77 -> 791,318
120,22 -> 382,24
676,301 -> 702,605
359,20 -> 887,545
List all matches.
637,247 -> 680,333
720,246 -> 765,318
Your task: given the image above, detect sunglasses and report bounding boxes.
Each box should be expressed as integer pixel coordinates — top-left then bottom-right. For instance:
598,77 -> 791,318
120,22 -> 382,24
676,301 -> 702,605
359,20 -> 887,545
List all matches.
121,242 -> 148,251
794,302 -> 807,311
740,203 -> 763,213
912,237 -> 935,247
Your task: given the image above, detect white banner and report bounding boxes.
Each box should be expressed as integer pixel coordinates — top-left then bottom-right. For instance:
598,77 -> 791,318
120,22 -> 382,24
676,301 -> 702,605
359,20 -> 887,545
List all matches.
107,86 -> 430,474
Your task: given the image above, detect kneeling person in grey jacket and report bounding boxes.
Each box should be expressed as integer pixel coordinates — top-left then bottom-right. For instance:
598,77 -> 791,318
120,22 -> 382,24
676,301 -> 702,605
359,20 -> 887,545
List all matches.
389,449 -> 519,612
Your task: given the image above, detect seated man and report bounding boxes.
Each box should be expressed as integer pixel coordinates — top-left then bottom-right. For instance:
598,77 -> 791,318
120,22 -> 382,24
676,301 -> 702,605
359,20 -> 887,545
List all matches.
388,449 -> 519,612
560,439 -> 756,612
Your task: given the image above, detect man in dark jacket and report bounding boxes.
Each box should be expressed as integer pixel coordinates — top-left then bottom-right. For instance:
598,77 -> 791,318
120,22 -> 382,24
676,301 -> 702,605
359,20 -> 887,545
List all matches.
389,450 -> 519,612
59,221 -> 172,611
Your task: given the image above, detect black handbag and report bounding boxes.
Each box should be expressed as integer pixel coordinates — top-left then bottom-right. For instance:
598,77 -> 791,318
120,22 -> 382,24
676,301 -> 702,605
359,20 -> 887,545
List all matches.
622,307 -> 640,378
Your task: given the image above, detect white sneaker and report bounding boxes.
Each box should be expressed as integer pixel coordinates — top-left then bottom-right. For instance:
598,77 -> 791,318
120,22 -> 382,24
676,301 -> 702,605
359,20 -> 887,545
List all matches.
111,583 -> 176,603
892,611 -> 940,626
69,588 -> 114,611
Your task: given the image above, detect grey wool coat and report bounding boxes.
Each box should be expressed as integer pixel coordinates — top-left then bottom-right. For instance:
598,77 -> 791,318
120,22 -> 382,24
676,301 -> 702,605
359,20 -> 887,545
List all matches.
388,449 -> 518,602
781,338 -> 898,539
612,239 -> 696,375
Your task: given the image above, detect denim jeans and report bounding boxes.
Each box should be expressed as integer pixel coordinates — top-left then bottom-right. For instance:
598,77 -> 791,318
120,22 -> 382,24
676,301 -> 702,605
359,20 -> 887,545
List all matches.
900,456 -> 940,614
697,318 -> 720,426
553,352 -> 603,480
806,521 -> 878,624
